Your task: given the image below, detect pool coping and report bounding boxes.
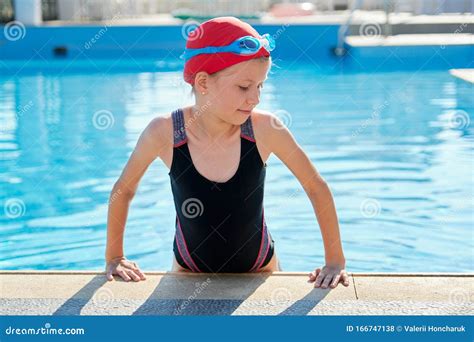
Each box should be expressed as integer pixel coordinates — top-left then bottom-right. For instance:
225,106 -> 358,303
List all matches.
450,68 -> 474,83
1,271 -> 472,315
1,270 -> 473,276
346,33 -> 473,46
37,12 -> 474,26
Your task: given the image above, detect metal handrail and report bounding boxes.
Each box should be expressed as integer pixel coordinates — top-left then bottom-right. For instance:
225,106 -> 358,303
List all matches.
334,0 -> 364,56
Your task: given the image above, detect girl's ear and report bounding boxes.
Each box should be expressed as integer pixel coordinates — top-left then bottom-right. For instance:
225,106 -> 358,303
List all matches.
194,72 -> 210,94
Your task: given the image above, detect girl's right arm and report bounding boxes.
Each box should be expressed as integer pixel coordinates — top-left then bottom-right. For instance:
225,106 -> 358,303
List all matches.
105,116 -> 171,281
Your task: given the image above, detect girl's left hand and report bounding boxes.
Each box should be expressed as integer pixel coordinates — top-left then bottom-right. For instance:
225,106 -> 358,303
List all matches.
308,264 -> 350,289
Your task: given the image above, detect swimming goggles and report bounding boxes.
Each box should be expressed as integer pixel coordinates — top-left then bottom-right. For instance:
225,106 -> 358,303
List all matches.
181,34 -> 275,62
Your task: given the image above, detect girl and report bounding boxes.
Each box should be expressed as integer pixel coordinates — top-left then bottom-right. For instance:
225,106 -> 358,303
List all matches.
105,17 -> 349,289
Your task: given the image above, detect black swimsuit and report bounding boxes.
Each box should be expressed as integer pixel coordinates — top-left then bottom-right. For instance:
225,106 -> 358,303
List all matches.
169,108 -> 274,273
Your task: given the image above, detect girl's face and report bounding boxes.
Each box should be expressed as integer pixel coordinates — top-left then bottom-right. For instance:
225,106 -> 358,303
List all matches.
205,58 -> 270,124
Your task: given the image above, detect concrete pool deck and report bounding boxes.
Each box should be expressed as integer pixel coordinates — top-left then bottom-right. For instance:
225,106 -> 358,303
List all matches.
345,33 -> 473,46
1,271 -> 472,315
43,12 -> 474,29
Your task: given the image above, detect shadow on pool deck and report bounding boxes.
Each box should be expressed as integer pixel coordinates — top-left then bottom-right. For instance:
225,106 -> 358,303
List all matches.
0,271 -> 472,315
50,272 -> 332,316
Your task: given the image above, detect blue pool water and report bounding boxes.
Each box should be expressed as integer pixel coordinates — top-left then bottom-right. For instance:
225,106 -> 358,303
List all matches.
0,61 -> 472,272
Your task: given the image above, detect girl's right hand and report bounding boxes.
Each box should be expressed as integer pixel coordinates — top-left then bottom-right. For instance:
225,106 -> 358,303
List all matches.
105,257 -> 147,282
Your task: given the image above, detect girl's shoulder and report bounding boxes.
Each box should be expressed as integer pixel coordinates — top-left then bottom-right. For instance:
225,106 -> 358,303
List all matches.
138,111 -> 177,168
250,108 -> 275,123
144,106 -> 194,150
144,112 -> 174,147
135,111 -> 177,166
251,108 -> 296,157
251,109 -> 286,141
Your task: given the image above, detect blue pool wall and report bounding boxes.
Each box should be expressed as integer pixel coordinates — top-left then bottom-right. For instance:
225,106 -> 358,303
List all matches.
0,23 -> 472,71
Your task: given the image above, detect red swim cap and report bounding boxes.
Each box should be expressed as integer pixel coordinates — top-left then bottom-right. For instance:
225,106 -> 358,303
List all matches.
183,16 -> 270,85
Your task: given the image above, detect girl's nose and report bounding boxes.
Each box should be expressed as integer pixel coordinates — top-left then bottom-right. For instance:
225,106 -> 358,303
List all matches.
247,90 -> 260,105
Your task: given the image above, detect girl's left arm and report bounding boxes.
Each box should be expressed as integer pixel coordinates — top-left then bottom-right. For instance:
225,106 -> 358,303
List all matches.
257,112 -> 350,289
